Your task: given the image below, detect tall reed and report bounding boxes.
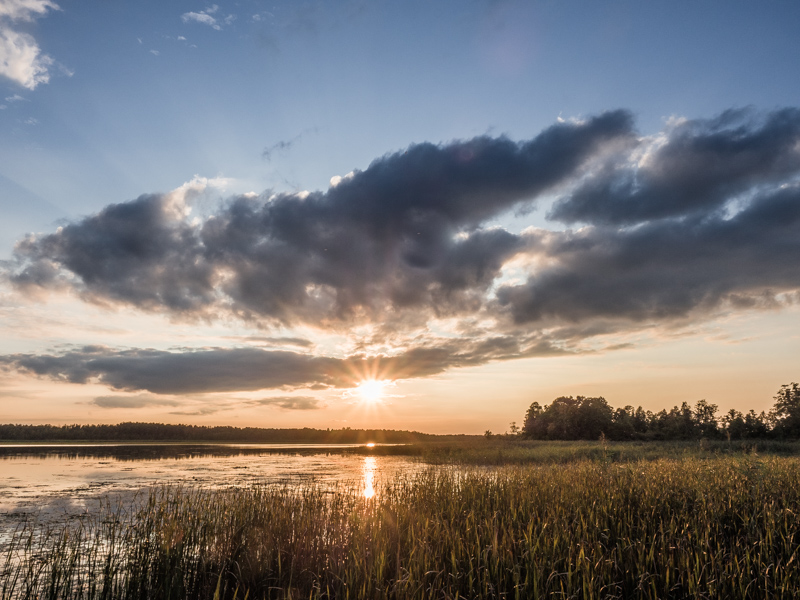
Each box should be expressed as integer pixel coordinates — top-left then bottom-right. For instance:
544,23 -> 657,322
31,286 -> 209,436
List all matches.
3,456 -> 800,599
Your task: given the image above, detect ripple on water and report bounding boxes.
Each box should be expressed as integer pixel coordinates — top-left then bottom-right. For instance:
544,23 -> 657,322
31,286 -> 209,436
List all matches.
0,444 -> 426,525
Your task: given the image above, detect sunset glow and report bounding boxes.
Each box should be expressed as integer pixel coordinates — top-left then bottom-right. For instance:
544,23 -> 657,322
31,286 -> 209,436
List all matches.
362,457 -> 376,499
0,2 -> 797,435
355,380 -> 390,404
2,3 -> 800,597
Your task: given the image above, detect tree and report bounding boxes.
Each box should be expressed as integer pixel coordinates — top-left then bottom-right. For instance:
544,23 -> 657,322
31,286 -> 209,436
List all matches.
694,399 -> 720,438
722,409 -> 746,440
772,382 -> 800,438
520,384 -> 800,442
574,396 -> 614,439
632,407 -> 650,434
611,406 -> 636,440
522,396 -> 614,440
744,410 -> 770,439
523,402 -> 543,436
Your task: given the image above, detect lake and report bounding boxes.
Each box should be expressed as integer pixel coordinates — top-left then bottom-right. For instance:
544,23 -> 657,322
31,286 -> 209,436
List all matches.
0,443 -> 426,526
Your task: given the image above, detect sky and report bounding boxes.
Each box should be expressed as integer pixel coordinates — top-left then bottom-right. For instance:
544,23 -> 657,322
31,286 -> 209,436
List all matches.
0,0 -> 799,434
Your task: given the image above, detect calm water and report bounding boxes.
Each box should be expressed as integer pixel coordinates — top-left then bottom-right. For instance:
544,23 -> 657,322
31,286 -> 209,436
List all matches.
0,444 -> 425,523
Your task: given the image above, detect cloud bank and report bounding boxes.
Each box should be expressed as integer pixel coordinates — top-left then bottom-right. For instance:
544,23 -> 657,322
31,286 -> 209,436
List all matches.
5,108 -> 800,394
9,110 -> 634,324
0,339 -> 563,395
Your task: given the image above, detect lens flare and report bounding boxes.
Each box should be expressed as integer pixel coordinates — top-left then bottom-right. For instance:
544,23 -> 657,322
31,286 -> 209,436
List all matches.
356,379 -> 388,403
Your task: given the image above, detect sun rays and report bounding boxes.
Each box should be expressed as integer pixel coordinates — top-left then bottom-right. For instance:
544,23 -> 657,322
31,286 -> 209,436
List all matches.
337,356 -> 403,407
355,379 -> 390,404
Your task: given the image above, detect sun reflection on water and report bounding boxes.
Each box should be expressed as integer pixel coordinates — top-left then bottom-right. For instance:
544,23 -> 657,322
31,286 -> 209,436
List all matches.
362,456 -> 376,499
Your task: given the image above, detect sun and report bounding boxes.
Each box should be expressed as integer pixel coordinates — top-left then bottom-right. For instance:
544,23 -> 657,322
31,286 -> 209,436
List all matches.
355,379 -> 389,403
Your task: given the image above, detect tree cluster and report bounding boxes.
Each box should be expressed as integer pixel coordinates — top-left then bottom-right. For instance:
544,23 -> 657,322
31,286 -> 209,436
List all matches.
522,383 -> 800,441
0,423 -> 460,443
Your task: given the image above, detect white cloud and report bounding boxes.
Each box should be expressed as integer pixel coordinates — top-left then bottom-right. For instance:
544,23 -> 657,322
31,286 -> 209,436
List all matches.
0,0 -> 59,89
329,171 -> 355,188
149,49 -> 159,56
162,174 -> 236,218
0,26 -> 53,88
181,8 -> 221,30
0,0 -> 57,21
181,5 -> 235,31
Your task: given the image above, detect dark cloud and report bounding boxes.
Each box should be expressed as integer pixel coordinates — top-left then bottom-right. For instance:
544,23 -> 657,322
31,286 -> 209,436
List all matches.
0,340 -> 565,395
11,194 -> 215,313
548,108 -> 800,225
498,184 -> 800,324
0,346 -> 343,394
91,395 -> 182,409
4,108 -> 800,393
249,396 -> 323,410
9,110 -> 633,326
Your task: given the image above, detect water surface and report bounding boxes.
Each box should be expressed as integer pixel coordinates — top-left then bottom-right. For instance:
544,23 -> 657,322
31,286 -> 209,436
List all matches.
0,444 -> 424,524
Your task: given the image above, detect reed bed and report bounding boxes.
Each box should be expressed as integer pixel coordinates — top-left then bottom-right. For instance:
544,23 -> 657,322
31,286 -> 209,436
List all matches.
3,456 -> 800,599
367,438 -> 800,465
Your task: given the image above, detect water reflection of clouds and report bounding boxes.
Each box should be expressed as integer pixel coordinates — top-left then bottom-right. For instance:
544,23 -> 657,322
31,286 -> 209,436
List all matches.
362,456 -> 376,499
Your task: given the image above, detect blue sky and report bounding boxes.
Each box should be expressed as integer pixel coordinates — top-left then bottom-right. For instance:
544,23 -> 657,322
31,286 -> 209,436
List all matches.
1,0 -> 799,432
3,0 -> 799,238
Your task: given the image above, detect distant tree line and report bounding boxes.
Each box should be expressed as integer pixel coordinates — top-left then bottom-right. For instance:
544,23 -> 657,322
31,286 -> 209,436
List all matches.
522,383 -> 800,441
0,423 -> 464,443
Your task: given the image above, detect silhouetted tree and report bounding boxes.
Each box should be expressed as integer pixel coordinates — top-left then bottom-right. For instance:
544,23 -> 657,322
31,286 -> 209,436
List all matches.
611,406 -> 636,440
722,409 -> 770,440
694,399 -> 720,438
772,382 -> 800,438
523,402 -> 543,435
522,393 -> 785,441
723,409 -> 747,440
633,407 -> 650,434
0,423 -> 452,444
523,396 -> 614,440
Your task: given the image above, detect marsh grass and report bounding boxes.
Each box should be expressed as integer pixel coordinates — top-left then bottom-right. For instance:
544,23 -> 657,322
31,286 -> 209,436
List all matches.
3,456 -> 800,599
360,438 -> 800,466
